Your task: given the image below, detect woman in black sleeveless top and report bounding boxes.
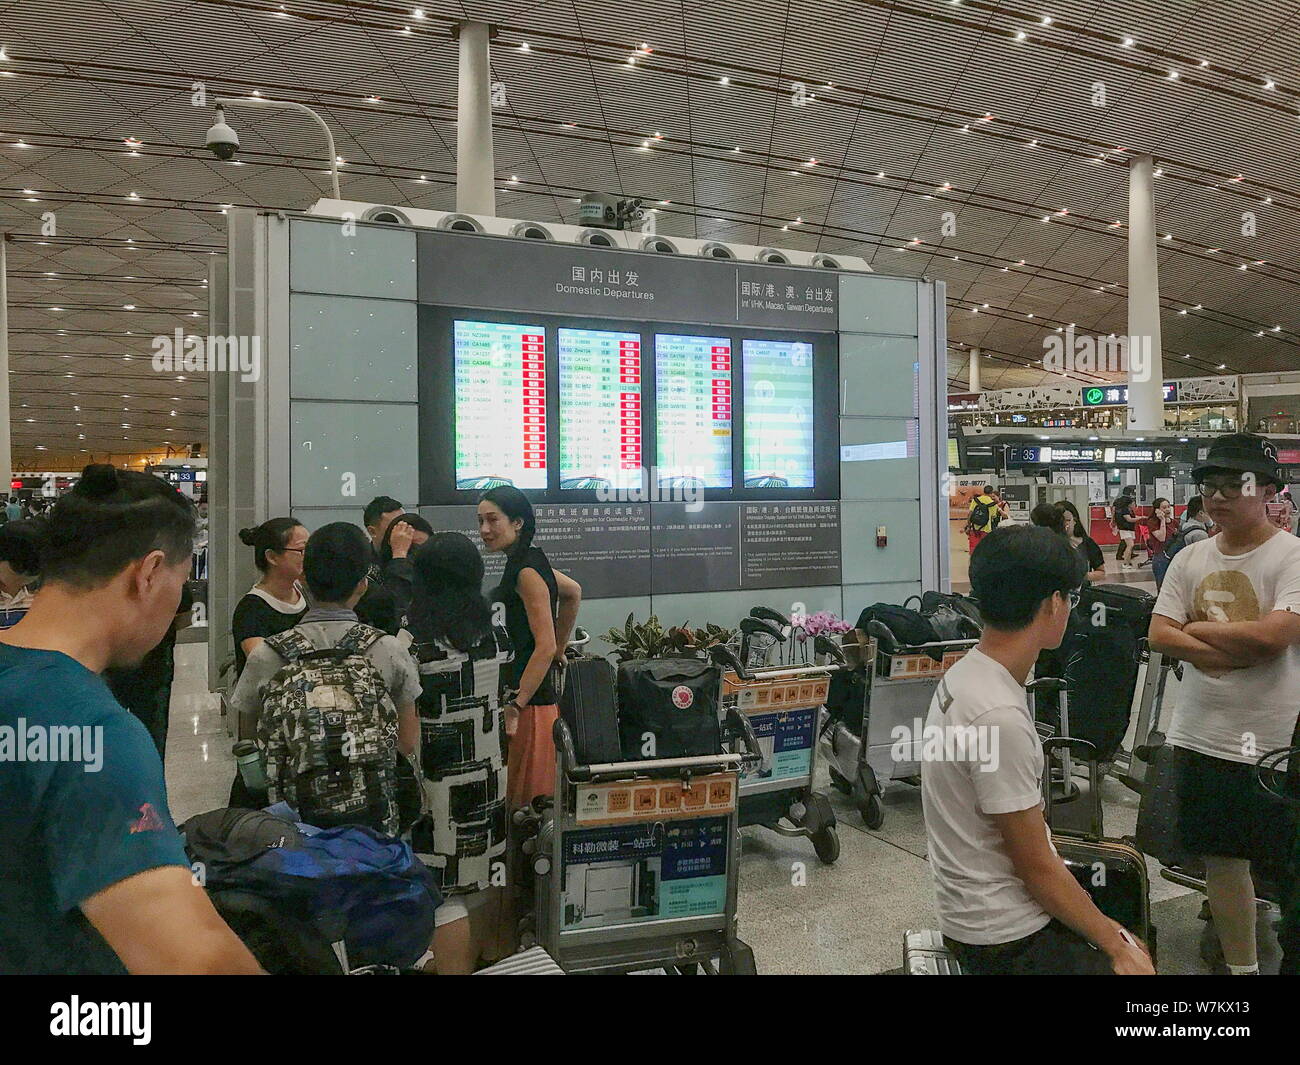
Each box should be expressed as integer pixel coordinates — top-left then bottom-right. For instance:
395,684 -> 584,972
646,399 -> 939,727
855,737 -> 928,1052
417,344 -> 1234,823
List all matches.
477,487 -> 582,809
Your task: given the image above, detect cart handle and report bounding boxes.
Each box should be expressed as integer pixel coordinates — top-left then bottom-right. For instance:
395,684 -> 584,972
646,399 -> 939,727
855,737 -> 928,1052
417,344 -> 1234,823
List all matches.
737,663 -> 840,680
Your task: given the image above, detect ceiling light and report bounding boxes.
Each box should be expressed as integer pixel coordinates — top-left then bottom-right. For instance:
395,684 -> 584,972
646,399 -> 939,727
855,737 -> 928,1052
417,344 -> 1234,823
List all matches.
876,171 -> 884,178
1265,80 -> 1276,90
1122,36 -> 1135,47
1179,309 -> 1187,315
1153,167 -> 1163,176
1041,16 -> 1052,25
1218,364 -> 1226,370
123,304 -> 135,310
1015,31 -> 1027,40
1273,325 -> 1282,331
1167,70 -> 1178,80
1194,304 -> 1202,309
412,8 -> 424,17
719,76 -> 729,85
519,42 -> 530,52
366,95 -> 380,103
1199,60 -> 1209,68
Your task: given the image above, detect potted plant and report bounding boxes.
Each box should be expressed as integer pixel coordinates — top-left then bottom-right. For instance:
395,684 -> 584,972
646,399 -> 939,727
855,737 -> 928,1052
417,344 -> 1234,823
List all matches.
601,613 -> 736,663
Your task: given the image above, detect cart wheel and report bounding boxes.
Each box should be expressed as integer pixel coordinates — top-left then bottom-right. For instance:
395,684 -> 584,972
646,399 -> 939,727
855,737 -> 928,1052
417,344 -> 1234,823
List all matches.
861,792 -> 885,830
828,767 -> 852,794
720,942 -> 758,975
811,824 -> 840,864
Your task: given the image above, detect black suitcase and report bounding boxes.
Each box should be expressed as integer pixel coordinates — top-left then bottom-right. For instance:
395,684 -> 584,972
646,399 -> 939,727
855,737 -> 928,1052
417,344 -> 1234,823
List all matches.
1045,738 -> 1154,954
557,656 -> 622,764
616,657 -> 722,761
1078,582 -> 1155,626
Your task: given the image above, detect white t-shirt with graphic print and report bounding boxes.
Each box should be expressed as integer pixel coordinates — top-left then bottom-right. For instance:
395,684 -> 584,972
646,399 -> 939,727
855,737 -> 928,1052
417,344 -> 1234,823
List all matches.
1154,528 -> 1300,763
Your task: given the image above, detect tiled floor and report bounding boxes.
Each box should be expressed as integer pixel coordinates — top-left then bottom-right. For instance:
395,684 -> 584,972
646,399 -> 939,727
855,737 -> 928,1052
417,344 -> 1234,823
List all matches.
160,624 -> 1257,974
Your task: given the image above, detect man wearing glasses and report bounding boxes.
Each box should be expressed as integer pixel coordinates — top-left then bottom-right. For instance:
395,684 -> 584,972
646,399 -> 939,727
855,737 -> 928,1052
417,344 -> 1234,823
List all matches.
1148,433 -> 1300,975
922,525 -> 1154,974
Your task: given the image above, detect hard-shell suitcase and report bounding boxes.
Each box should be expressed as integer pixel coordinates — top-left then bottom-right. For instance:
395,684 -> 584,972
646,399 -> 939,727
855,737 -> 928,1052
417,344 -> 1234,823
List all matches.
557,656 -> 622,764
902,929 -> 963,975
1044,737 -> 1154,954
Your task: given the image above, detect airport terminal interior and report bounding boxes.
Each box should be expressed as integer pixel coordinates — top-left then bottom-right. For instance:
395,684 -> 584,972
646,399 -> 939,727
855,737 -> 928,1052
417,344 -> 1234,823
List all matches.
3,0 -> 1300,983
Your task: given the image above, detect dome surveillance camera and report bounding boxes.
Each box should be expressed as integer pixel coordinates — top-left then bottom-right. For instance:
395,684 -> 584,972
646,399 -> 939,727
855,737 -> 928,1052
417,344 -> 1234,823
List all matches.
204,108 -> 240,161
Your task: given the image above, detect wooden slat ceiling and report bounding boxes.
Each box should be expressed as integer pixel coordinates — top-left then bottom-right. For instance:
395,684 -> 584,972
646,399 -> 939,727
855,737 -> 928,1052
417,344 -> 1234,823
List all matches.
2,0 -> 1298,462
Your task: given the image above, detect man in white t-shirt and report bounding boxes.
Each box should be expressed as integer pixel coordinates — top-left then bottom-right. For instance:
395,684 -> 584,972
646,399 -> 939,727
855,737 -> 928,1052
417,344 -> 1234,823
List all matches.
921,525 -> 1154,974
1148,433 -> 1300,975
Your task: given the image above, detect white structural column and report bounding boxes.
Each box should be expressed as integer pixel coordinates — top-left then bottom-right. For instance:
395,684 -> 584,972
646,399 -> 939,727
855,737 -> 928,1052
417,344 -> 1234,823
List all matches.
455,21 -> 496,216
0,235 -> 11,491
1126,154 -> 1165,432
968,347 -> 981,393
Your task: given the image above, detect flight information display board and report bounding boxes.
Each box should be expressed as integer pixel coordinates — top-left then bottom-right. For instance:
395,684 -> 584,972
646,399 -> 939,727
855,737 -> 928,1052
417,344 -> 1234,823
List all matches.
558,327 -> 643,490
742,339 -> 815,488
654,334 -> 733,488
453,320 -> 548,490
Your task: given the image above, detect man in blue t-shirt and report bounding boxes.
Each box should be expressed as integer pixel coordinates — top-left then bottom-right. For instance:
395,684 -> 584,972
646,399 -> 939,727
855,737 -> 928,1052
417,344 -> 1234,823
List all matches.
0,465 -> 260,974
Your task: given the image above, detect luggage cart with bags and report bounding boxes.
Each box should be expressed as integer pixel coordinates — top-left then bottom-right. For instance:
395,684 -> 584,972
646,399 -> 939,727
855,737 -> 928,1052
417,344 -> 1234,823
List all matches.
523,641 -> 765,974
711,643 -> 843,864
821,625 -> 977,830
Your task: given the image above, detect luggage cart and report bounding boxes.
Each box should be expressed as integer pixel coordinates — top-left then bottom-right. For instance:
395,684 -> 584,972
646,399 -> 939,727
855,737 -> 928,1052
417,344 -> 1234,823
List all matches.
710,645 -> 842,864
527,708 -> 764,974
820,627 -> 977,830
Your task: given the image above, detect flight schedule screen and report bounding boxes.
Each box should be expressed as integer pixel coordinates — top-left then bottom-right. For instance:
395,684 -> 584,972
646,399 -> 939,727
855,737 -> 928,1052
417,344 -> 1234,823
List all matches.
742,339 -> 815,488
557,328 -> 643,490
453,320 -> 548,490
654,334 -> 733,488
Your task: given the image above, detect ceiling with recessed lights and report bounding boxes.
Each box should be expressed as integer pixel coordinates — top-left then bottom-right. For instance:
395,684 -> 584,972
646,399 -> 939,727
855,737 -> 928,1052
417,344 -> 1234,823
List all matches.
1,0 -> 1297,465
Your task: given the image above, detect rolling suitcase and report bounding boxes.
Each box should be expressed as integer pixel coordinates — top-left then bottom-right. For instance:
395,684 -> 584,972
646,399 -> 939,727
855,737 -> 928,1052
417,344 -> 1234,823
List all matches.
1044,737 -> 1154,955
1059,583 -> 1155,762
902,929 -> 963,975
557,656 -> 622,764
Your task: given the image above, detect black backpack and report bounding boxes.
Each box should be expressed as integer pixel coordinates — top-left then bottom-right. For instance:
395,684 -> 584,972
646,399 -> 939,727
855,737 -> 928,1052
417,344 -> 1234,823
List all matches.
856,603 -> 941,657
616,657 -> 722,761
968,498 -> 993,531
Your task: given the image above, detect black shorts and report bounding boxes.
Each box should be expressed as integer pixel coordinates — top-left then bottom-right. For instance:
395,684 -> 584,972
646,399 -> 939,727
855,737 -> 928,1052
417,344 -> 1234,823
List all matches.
1161,746 -> 1296,865
945,918 -> 1113,975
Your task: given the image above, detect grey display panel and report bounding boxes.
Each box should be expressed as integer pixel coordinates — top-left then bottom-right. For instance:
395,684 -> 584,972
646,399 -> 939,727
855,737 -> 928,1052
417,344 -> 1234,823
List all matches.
420,501 -> 839,599
418,230 -> 838,331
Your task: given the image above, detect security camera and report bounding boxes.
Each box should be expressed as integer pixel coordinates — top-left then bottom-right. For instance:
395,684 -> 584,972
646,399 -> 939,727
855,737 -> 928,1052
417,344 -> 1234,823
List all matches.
204,107 -> 240,161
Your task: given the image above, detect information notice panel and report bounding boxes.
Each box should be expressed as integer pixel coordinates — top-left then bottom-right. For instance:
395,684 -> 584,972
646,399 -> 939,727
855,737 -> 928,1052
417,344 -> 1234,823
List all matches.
655,334 -> 733,488
558,328 -> 642,490
453,320 -> 547,490
742,339 -> 814,488
420,501 -> 840,599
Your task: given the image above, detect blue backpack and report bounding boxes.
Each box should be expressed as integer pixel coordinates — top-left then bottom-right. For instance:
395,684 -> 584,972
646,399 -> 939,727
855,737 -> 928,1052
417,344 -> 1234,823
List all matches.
184,810 -> 440,971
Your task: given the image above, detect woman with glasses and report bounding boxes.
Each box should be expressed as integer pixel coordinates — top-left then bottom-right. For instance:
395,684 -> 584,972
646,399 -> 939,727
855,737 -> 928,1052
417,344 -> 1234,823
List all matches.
1054,500 -> 1106,582
232,518 -> 307,678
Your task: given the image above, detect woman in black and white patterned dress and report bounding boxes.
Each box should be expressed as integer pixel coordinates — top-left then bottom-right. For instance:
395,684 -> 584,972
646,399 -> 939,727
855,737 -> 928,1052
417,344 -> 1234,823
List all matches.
406,532 -> 512,973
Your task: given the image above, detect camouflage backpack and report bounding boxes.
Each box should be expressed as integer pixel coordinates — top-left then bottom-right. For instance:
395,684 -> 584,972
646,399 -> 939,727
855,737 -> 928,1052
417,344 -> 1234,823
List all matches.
258,624 -> 398,835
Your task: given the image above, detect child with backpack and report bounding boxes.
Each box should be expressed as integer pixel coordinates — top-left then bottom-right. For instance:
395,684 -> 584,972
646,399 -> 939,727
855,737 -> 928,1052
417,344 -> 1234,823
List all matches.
230,522 -> 421,836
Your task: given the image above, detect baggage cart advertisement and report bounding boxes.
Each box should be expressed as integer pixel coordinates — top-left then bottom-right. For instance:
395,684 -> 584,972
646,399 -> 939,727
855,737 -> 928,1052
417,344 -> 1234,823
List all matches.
740,705 -> 817,783
560,816 -> 729,930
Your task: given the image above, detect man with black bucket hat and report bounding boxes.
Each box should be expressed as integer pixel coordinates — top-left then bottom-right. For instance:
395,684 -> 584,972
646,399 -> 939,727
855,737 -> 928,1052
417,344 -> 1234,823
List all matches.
1146,433 -> 1300,974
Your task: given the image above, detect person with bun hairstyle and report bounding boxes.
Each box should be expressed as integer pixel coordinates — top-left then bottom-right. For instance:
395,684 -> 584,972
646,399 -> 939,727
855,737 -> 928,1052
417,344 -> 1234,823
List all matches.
231,518 -> 307,677
477,486 -> 581,809
0,464 -> 261,974
406,531 -> 513,972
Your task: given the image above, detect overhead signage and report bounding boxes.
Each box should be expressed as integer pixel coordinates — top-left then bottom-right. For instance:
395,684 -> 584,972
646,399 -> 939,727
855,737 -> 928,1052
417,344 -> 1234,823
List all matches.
1007,446 -> 1103,465
1103,446 -> 1164,464
417,230 -> 838,330
1081,383 -> 1179,406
